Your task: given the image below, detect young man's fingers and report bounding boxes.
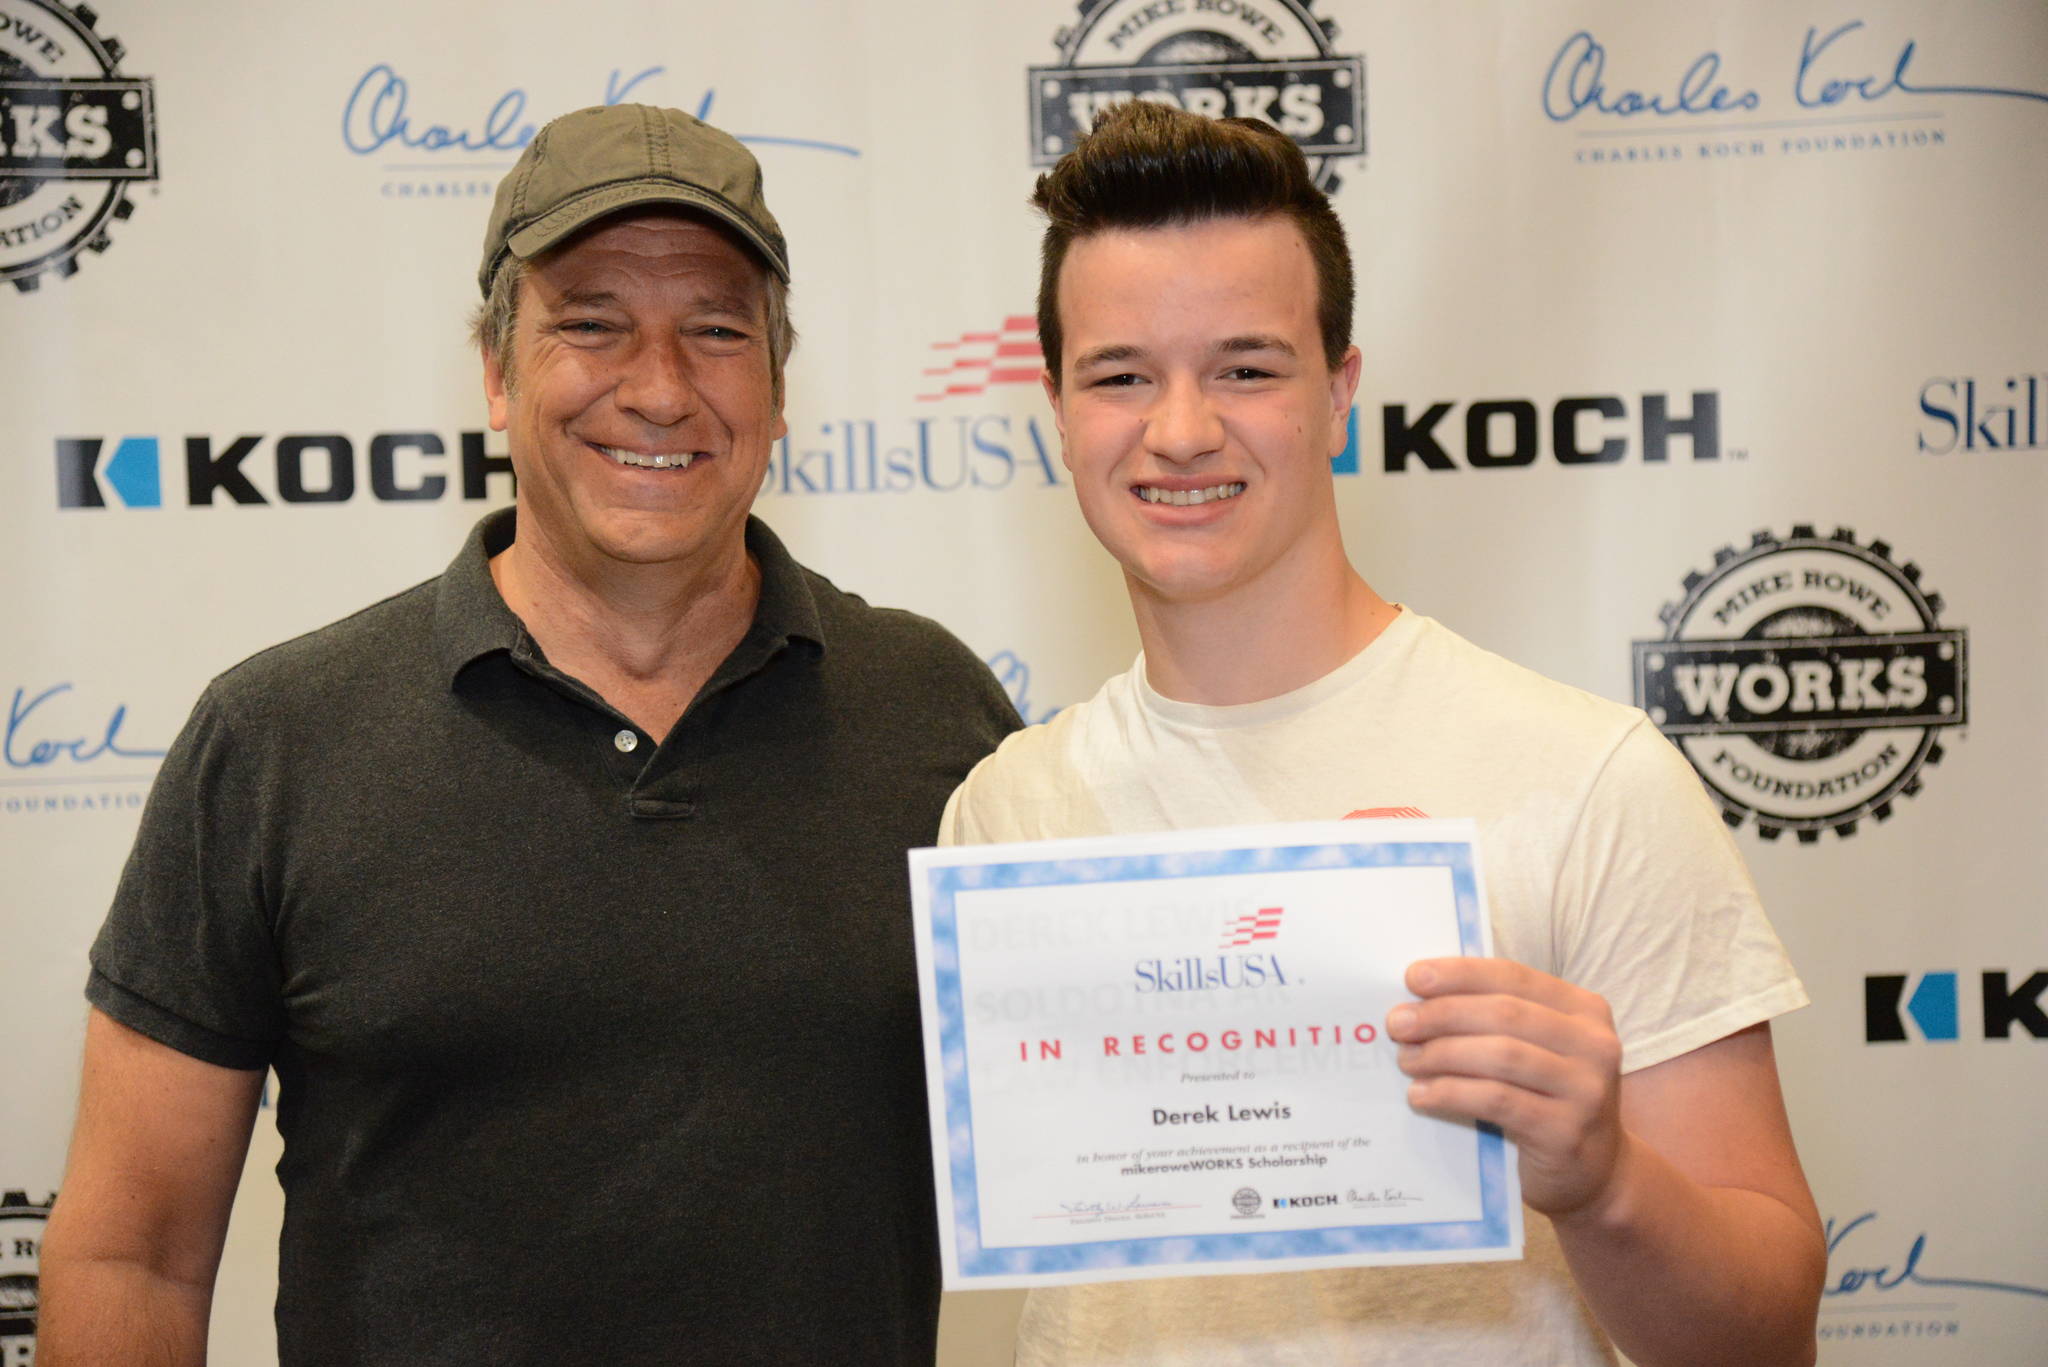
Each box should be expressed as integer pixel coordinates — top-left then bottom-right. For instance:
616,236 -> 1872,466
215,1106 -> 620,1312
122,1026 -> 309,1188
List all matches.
1397,1034 -> 1588,1099
1406,957 -> 1608,1020
1405,1074 -> 1556,1139
1387,993 -> 1620,1075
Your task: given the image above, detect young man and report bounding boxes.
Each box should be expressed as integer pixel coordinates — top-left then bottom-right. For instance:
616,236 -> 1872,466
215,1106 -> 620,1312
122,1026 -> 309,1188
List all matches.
941,101 -> 1823,1366
41,104 -> 1017,1364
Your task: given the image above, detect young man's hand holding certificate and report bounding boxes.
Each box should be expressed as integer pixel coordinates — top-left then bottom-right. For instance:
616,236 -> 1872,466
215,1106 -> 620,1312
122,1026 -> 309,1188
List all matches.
908,819 -> 1522,1289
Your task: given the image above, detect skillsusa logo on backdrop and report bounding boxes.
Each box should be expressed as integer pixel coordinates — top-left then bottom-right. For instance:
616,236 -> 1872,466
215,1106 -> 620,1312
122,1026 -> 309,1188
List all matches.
1540,19 -> 2047,168
0,0 -> 157,292
1632,526 -> 1967,841
1919,370 -> 2045,457
1028,0 -> 1366,191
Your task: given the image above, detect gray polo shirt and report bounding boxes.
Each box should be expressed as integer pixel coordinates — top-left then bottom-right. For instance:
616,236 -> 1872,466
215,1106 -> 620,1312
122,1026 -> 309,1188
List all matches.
88,508 -> 1020,1365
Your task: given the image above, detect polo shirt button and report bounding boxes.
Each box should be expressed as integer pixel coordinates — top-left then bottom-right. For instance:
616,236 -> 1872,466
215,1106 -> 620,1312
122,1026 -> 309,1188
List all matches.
614,729 -> 639,754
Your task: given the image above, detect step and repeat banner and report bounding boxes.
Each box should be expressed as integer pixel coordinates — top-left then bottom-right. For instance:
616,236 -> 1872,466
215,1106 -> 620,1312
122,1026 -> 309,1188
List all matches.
3,0 -> 2041,1362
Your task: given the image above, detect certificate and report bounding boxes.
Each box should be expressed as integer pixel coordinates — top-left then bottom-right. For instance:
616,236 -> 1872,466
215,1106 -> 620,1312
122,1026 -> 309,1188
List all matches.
909,819 -> 1522,1289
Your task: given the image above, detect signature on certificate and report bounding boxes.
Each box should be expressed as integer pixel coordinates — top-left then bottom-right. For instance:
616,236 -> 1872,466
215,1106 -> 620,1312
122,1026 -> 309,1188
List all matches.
1053,1194 -> 1178,1219
1346,1186 -> 1422,1208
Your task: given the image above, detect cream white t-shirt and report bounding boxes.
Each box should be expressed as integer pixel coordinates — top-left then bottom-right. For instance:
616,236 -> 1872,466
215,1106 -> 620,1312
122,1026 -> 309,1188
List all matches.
939,610 -> 1808,1367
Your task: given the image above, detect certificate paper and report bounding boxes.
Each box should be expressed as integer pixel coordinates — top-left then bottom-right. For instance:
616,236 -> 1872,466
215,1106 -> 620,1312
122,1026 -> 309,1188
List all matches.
909,819 -> 1522,1289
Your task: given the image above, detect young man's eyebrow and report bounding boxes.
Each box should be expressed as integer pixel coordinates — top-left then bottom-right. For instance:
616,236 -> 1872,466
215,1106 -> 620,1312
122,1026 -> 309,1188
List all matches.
1216,334 -> 1297,358
1071,342 -> 1146,370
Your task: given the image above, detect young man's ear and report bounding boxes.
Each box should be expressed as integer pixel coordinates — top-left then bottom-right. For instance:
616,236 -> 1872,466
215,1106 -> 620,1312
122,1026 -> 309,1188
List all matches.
1042,368 -> 1073,470
1327,345 -> 1363,460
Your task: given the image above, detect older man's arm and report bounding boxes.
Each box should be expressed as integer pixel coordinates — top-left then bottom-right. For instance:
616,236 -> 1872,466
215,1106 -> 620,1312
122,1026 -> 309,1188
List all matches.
1392,959 -> 1824,1367
38,1008 -> 263,1367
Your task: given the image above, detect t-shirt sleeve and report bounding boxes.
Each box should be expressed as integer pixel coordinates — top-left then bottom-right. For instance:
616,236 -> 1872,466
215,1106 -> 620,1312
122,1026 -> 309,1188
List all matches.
86,685 -> 284,1070
937,763 -> 995,847
1552,717 -> 1808,1073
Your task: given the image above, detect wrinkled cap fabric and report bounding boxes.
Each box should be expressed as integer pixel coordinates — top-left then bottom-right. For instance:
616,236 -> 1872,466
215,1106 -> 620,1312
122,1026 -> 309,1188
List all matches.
478,103 -> 789,295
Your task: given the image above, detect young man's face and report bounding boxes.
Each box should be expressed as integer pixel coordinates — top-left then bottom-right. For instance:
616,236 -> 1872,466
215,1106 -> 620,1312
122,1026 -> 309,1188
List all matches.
484,209 -> 788,577
1047,214 -> 1360,610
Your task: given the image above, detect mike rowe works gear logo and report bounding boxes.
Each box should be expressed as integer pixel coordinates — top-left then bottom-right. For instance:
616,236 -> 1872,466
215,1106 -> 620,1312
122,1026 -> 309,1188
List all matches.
0,1189 -> 53,1358
1029,0 -> 1365,190
1632,527 -> 1967,841
0,0 -> 157,292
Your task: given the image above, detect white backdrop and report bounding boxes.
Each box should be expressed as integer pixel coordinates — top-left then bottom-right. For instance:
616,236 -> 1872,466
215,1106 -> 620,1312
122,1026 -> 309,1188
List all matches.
3,1 -> 2043,1362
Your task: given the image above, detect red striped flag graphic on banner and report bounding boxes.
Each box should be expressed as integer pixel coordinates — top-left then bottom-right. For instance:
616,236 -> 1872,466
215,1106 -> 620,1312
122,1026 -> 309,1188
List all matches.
916,315 -> 1044,401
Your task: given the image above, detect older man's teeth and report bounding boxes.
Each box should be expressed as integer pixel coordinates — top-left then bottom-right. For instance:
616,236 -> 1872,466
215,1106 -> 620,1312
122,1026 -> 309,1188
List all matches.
599,445 -> 697,470
1137,482 -> 1246,506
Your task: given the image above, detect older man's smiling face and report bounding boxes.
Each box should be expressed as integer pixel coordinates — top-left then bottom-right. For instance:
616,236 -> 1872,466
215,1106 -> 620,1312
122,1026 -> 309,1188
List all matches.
485,210 -> 786,579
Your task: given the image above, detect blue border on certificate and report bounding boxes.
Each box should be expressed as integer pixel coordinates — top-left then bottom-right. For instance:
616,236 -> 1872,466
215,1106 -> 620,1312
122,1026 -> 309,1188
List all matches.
923,841 -> 1508,1279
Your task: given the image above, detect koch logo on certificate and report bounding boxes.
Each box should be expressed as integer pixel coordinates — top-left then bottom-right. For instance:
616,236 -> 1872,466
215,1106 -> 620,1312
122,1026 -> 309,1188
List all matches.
908,819 -> 1523,1288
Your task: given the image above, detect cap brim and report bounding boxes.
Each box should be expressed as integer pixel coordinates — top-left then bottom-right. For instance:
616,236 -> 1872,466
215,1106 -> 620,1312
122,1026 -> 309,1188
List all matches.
501,178 -> 790,283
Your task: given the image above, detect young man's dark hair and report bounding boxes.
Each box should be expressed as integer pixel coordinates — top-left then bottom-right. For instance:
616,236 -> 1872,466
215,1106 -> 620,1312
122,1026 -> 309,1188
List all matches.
1030,100 -> 1355,388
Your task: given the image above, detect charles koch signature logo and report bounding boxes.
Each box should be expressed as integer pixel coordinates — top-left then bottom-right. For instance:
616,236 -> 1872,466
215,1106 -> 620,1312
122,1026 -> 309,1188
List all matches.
0,0 -> 158,292
1632,527 -> 1967,842
1543,19 -> 2046,166
1029,0 -> 1365,190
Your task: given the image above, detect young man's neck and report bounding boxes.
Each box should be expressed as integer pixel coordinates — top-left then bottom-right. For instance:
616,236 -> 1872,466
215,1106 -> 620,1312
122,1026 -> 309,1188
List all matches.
488,522 -> 761,740
1130,544 -> 1397,707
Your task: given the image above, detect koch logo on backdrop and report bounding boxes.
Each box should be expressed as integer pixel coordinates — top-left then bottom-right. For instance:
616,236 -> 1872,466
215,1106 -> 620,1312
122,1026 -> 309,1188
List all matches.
1381,390 -> 1723,471
1864,972 -> 2048,1043
1,0 -> 157,292
1029,0 -> 1366,191
1632,527 -> 1967,841
54,431 -> 516,508
1919,373 -> 2044,455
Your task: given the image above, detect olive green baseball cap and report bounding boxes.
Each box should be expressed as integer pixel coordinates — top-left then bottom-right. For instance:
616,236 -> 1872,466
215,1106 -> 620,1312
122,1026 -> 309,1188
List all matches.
478,103 -> 789,296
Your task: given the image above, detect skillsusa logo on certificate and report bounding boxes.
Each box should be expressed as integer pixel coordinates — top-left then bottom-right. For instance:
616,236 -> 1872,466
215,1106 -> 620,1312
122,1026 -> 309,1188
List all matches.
908,820 -> 1524,1289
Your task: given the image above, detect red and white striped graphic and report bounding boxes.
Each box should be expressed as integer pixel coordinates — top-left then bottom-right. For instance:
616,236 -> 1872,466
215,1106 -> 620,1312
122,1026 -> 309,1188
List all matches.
915,315 -> 1044,401
1344,807 -> 1430,819
1220,906 -> 1284,949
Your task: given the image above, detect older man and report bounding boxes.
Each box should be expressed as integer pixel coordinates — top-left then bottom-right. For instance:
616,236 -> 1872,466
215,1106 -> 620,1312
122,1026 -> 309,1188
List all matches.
40,104 -> 1017,1365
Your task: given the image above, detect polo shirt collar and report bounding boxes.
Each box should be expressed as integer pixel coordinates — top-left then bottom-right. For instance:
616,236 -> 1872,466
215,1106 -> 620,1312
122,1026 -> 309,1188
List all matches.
433,508 -> 826,687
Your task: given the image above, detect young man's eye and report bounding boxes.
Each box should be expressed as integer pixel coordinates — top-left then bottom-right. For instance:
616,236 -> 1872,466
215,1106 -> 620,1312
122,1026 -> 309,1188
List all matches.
1092,372 -> 1143,388
1224,366 -> 1272,381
